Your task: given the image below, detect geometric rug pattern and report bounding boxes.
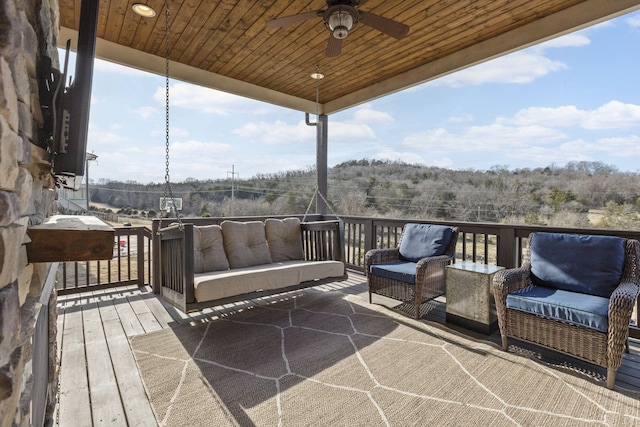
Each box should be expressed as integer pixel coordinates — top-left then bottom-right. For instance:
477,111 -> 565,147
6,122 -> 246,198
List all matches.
130,290 -> 640,426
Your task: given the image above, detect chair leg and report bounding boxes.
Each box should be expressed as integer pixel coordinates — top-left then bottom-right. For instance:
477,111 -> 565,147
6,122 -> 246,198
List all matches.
607,369 -> 616,390
415,302 -> 421,319
501,336 -> 508,351
625,338 -> 630,354
369,291 -> 372,304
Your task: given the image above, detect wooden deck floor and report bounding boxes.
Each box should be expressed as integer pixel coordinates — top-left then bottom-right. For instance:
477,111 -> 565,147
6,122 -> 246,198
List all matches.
54,273 -> 640,426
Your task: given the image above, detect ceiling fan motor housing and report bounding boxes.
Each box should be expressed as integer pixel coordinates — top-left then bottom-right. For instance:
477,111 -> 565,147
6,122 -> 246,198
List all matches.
324,5 -> 359,39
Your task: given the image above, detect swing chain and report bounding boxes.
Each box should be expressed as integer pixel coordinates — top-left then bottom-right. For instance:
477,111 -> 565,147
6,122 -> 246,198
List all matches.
159,7 -> 182,230
302,187 -> 340,223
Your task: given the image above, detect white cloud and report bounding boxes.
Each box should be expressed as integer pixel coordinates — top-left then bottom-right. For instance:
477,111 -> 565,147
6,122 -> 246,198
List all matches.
506,135 -> 640,165
403,124 -> 566,152
626,13 -> 640,27
370,149 -> 426,165
581,135 -> 640,156
503,141 -> 593,164
352,105 -> 394,124
501,101 -> 640,129
88,123 -> 132,145
429,51 -> 567,87
585,101 -> 640,129
330,121 -> 376,140
536,33 -> 591,49
425,30 -> 592,89
151,126 -> 190,139
233,120 -> 314,144
154,83 -> 271,115
133,106 -> 158,119
171,139 -> 231,155
233,115 -> 378,146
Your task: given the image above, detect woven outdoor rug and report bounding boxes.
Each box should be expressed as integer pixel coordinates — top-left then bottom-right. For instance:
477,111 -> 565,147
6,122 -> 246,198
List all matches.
130,290 -> 640,427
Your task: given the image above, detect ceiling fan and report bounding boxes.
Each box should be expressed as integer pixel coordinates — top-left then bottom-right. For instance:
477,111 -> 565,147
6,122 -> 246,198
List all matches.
266,0 -> 410,57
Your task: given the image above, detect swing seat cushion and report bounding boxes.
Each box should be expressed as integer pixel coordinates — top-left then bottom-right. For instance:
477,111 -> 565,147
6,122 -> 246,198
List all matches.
265,217 -> 304,262
193,225 -> 229,273
222,220 -> 273,269
194,260 -> 345,302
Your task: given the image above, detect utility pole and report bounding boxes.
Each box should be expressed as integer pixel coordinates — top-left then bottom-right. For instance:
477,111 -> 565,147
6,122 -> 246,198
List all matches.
227,165 -> 239,217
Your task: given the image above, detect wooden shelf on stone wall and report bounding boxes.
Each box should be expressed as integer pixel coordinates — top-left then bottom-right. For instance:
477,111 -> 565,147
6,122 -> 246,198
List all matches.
26,215 -> 115,262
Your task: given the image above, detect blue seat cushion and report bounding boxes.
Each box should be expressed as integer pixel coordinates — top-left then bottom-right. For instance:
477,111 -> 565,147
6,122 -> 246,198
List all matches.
370,261 -> 416,285
506,285 -> 609,332
530,232 -> 625,298
399,223 -> 453,262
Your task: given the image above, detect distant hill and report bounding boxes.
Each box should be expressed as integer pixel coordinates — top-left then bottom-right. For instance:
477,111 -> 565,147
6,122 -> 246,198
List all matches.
86,160 -> 640,230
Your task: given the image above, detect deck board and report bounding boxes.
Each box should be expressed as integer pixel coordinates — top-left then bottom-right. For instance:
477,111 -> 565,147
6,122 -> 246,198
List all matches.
54,273 -> 640,426
83,302 -> 128,426
102,316 -> 157,426
57,302 -> 92,427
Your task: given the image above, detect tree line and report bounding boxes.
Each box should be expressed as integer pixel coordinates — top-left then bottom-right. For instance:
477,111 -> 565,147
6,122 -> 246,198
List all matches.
87,160 -> 640,230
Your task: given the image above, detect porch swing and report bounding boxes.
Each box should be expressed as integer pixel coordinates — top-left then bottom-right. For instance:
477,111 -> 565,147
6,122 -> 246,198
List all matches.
152,9 -> 347,313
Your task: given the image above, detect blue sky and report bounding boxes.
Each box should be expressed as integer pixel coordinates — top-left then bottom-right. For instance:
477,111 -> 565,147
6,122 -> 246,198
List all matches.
79,10 -> 640,184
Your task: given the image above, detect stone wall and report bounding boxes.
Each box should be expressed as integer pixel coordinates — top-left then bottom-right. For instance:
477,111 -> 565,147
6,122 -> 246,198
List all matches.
0,0 -> 59,425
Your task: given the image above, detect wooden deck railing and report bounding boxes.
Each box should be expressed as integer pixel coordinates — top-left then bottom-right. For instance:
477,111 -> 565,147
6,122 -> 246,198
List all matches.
59,215 -> 638,338
334,215 -> 640,338
56,226 -> 152,295
336,215 -> 640,271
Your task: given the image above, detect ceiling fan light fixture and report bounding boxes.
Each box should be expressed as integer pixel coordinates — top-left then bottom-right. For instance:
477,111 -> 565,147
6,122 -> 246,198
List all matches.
132,3 -> 156,18
328,11 -> 354,39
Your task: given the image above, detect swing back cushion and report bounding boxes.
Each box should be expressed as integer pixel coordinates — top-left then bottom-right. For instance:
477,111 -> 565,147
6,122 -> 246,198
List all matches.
221,220 -> 273,269
193,225 -> 229,273
265,218 -> 304,262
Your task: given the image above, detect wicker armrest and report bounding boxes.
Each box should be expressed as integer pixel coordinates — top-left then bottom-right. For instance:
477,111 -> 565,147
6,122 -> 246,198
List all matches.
415,254 -> 451,271
364,248 -> 400,276
608,281 -> 640,328
608,281 -> 640,368
492,264 -> 532,304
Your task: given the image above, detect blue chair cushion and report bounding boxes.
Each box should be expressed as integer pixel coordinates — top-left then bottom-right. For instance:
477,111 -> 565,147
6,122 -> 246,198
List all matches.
370,261 -> 416,285
506,285 -> 609,332
530,232 -> 625,298
399,223 -> 453,262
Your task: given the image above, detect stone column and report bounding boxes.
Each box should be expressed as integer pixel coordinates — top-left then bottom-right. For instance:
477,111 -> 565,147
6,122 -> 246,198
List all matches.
0,0 -> 60,425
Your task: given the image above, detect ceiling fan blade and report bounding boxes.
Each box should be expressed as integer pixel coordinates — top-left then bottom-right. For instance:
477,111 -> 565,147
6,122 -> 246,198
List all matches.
266,11 -> 321,28
326,34 -> 342,57
359,11 -> 410,39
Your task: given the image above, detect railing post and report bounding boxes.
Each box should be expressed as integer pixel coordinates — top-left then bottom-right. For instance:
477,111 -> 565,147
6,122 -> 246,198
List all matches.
364,218 -> 374,253
497,226 -> 516,268
151,220 -> 160,293
137,228 -> 145,286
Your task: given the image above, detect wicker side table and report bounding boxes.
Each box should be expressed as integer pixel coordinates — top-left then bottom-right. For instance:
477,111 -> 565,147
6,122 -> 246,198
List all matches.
446,261 -> 504,334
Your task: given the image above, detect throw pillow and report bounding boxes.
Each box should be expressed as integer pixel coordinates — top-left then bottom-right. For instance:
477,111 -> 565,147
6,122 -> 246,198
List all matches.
265,218 -> 304,261
221,220 -> 273,269
193,225 -> 229,273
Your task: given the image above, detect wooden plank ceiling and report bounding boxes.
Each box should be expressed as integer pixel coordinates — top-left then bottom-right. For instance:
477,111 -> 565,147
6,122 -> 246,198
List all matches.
58,0 -> 640,114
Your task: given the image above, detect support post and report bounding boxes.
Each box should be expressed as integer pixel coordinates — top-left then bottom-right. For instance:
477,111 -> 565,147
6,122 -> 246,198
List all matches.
316,114 -> 328,215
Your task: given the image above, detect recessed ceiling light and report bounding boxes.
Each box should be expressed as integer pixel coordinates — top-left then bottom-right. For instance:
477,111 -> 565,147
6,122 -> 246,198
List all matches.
132,4 -> 156,18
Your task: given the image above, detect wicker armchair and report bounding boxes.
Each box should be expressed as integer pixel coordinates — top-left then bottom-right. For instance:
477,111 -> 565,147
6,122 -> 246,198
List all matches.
365,223 -> 459,319
493,232 -> 640,389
